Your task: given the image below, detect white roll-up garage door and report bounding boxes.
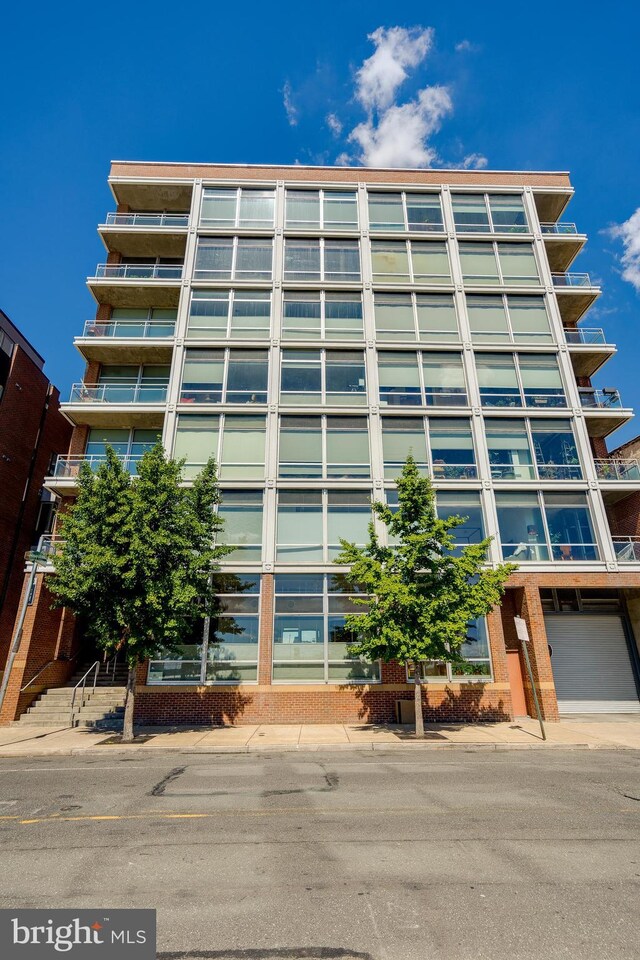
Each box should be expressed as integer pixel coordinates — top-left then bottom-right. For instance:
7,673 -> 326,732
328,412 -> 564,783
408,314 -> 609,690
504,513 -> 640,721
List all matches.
545,614 -> 640,714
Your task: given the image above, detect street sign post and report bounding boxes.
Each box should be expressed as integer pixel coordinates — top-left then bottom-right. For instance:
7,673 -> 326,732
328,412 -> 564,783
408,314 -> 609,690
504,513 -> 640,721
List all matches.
514,616 -> 546,741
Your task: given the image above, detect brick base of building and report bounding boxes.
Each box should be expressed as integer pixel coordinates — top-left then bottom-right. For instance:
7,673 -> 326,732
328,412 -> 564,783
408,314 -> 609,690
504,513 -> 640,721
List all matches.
133,682 -> 513,726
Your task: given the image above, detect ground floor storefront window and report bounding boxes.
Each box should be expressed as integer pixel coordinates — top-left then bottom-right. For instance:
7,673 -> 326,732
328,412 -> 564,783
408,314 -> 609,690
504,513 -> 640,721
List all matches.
147,574 -> 260,683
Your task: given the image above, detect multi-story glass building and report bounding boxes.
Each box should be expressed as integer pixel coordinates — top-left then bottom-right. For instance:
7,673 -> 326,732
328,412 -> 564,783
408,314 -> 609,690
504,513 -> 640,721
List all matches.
38,162 -> 640,723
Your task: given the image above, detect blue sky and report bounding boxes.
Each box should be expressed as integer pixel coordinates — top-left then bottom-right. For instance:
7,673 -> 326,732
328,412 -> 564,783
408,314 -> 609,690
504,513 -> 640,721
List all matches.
2,1 -> 640,444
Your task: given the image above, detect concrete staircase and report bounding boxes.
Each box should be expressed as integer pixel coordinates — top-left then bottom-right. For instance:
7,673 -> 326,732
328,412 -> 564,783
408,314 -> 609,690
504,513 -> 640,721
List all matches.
15,662 -> 129,730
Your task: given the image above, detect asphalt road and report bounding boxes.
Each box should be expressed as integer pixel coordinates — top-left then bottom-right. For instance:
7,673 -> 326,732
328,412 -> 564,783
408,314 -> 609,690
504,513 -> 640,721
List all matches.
0,748 -> 638,960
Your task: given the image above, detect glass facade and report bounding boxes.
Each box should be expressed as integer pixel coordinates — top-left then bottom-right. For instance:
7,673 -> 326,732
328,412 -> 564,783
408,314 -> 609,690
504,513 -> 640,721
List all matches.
79,173 -> 630,690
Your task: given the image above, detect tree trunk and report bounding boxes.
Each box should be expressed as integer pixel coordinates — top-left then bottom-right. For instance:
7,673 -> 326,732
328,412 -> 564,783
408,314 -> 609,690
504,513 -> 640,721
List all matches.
413,662 -> 424,738
122,663 -> 137,743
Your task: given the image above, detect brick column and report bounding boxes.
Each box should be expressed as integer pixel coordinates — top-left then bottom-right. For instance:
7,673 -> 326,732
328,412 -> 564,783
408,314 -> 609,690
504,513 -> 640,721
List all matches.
257,573 -> 273,685
517,583 -> 559,720
0,573 -> 78,724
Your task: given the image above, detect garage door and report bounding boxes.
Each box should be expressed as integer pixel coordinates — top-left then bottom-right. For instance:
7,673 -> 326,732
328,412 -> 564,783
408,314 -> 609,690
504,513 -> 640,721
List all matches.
545,614 -> 640,714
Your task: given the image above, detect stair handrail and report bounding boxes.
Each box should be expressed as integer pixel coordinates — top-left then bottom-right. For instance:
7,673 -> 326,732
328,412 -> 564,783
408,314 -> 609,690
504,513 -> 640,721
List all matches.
20,653 -> 80,692
69,661 -> 100,726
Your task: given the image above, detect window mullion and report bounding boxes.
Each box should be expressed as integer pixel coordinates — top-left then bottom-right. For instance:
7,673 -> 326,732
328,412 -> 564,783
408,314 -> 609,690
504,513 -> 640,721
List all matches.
513,352 -> 526,406
411,291 -> 419,341
525,418 -> 538,480
417,349 -> 427,406
231,236 -> 238,281
235,187 -> 241,228
222,348 -> 230,402
407,239 -> 414,283
323,574 -> 329,684
322,413 -> 328,480
402,192 -> 409,231
538,490 -> 554,556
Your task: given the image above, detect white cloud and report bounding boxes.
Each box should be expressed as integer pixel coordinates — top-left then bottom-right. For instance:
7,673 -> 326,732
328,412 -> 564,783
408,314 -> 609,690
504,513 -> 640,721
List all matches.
326,113 -> 343,136
461,152 -> 488,169
283,81 -> 298,127
455,39 -> 475,52
354,26 -> 433,112
349,85 -> 453,168
609,208 -> 640,291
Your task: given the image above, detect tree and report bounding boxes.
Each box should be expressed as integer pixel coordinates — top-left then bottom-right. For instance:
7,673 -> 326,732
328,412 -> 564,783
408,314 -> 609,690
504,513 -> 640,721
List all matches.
49,444 -> 229,741
334,456 -> 516,737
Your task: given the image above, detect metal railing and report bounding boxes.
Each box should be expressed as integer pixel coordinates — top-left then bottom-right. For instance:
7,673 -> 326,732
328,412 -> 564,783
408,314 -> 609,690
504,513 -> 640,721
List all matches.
81,319 -> 176,339
579,388 -> 622,409
70,661 -> 100,726
453,222 -> 529,234
104,212 -> 189,228
51,453 -> 146,477
594,458 -> 640,481
613,538 -> 640,563
540,222 -> 579,235
37,535 -> 64,559
69,382 -> 168,404
20,653 -> 80,692
564,327 -> 608,345
93,263 -> 183,280
551,272 -> 595,287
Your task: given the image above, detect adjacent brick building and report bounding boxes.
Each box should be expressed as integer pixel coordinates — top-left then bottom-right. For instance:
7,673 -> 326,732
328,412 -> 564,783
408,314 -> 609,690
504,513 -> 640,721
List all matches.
0,309 -> 72,671
3,161 -> 640,726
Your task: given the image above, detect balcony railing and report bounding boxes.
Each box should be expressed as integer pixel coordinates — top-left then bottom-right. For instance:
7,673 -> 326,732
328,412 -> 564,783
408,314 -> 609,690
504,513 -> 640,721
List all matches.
81,319 -> 176,339
579,388 -> 622,409
594,459 -> 640,481
540,222 -> 579,235
69,382 -> 168,404
564,327 -> 608,345
93,263 -> 183,280
104,213 -> 189,228
613,538 -> 640,563
51,454 -> 147,478
551,272 -> 595,288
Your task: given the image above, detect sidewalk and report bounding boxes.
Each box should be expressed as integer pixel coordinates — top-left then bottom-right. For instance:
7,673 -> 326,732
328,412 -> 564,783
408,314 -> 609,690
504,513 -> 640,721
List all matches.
0,717 -> 639,756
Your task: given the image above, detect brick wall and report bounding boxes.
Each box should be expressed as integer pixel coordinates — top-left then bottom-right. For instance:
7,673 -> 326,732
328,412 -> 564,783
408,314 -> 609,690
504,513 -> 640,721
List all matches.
0,347 -> 72,667
0,573 -> 79,724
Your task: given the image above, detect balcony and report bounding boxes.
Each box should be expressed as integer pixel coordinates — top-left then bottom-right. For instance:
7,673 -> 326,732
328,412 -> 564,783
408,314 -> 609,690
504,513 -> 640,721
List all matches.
99,213 -> 189,258
579,388 -> 633,437
563,326 -> 615,378
595,459 -> 640,481
74,319 -> 176,364
532,189 -> 572,225
62,381 -> 168,428
612,537 -> 640,563
540,223 -> 585,272
46,454 -> 146,494
551,273 -> 600,325
88,263 -> 183,308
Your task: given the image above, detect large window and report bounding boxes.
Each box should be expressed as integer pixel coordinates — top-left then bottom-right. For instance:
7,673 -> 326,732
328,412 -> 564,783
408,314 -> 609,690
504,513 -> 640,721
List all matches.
174,414 -> 266,479
452,194 -> 528,234
200,188 -> 275,228
496,491 -> 598,562
93,364 -> 169,403
218,491 -> 264,561
371,240 -> 450,283
282,292 -> 363,340
458,242 -> 540,286
279,416 -> 370,479
285,190 -> 358,230
367,192 -> 444,232
486,417 -> 588,483
148,574 -> 261,684
187,290 -> 271,339
276,490 -> 371,562
378,351 -> 467,407
475,353 -> 566,408
381,417 -> 476,479
466,295 -> 552,344
83,428 -> 159,472
412,618 -> 491,680
273,574 -> 379,683
386,488 -> 485,557
374,292 -> 459,342
180,349 -> 268,404
194,237 -> 273,280
103,308 -> 176,338
283,239 -> 361,281
280,350 -> 366,405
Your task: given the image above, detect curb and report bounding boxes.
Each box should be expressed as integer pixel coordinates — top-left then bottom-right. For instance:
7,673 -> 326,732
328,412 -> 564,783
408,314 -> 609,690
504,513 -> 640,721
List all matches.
0,740 -> 635,758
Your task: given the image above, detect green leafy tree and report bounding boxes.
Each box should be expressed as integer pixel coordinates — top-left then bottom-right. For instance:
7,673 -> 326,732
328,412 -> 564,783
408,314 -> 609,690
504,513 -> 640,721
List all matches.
334,456 -> 516,737
49,444 -> 229,741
